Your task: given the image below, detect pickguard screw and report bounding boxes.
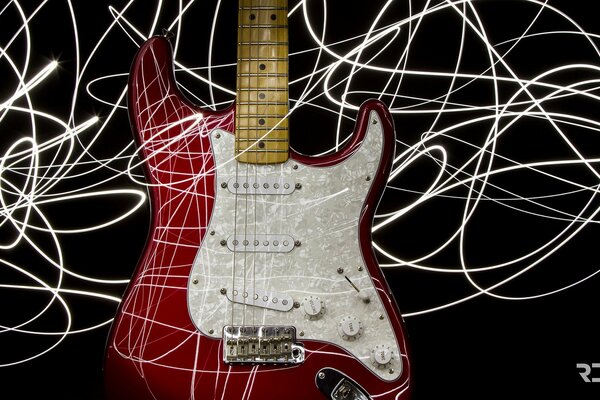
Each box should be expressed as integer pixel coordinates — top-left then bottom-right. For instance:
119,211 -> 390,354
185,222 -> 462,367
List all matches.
318,372 -> 326,380
379,314 -> 385,320
293,301 -> 300,308
215,133 -> 221,139
208,329 -> 214,334
221,182 -> 227,188
220,288 -> 227,295
210,230 -> 215,236
192,279 -> 198,284
358,266 -> 363,271
220,239 -> 227,246
299,331 -> 305,337
337,267 -> 344,274
293,164 -> 298,170
294,240 -> 301,247
372,119 -> 378,125
295,183 -> 302,189
389,368 -> 394,374
366,176 -> 371,181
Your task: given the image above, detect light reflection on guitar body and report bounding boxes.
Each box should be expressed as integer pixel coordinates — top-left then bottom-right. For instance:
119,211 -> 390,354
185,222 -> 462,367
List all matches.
104,33 -> 411,400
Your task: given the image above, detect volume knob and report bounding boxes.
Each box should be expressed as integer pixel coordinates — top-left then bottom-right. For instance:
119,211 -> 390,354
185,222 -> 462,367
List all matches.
302,296 -> 325,320
337,316 -> 363,341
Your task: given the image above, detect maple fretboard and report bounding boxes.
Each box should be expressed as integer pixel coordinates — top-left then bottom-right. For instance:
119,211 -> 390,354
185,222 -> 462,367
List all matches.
235,0 -> 289,164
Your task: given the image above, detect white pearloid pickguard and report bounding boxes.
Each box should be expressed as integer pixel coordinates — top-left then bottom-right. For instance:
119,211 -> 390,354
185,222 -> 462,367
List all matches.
188,111 -> 401,380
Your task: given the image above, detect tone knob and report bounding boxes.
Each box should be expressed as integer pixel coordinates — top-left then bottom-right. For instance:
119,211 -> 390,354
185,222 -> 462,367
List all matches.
337,316 -> 363,341
370,344 -> 393,368
302,296 -> 325,320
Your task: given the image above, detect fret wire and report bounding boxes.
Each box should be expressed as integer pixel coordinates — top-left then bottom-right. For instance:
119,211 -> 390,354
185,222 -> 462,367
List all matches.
237,88 -> 287,91
241,148 -> 288,153
236,127 -> 287,131
239,24 -> 287,28
236,138 -> 289,142
238,73 -> 288,77
238,115 -> 287,119
238,58 -> 287,61
239,41 -> 288,45
239,7 -> 287,10
238,102 -> 288,105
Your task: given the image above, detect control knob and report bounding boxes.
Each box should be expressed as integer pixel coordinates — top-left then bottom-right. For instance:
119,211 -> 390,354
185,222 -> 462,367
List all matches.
302,296 -> 325,320
337,316 -> 363,341
370,344 -> 394,368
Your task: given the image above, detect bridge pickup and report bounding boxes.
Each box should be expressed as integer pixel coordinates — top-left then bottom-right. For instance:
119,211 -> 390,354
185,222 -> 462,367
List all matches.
227,234 -> 295,253
226,176 -> 296,195
226,287 -> 294,311
223,325 -> 305,364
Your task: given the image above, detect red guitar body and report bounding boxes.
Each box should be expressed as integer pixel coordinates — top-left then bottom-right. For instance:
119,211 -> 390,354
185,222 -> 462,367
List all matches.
104,36 -> 411,400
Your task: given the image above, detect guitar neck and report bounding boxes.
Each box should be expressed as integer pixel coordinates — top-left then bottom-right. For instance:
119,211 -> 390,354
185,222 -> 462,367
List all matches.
236,0 -> 289,164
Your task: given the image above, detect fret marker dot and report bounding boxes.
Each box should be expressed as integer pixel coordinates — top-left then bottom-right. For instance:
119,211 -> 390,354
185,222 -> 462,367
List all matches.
271,14 -> 277,20
259,118 -> 265,125
259,93 -> 266,100
258,141 -> 266,149
250,14 -> 256,20
259,63 -> 266,70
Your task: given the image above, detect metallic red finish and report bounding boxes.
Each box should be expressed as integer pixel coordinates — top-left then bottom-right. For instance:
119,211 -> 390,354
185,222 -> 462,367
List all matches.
104,36 -> 411,400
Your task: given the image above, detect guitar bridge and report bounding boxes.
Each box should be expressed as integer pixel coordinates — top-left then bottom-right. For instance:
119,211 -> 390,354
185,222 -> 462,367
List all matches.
223,325 -> 305,364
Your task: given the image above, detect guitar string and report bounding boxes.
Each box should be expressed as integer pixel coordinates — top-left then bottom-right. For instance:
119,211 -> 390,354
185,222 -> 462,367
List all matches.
252,0 -> 260,329
231,0 -> 243,332
273,0 -> 286,330
242,0 -> 254,330
248,0 -> 258,329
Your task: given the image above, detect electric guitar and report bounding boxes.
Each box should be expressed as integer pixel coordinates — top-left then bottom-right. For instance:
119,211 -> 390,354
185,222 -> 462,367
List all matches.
104,1 -> 411,398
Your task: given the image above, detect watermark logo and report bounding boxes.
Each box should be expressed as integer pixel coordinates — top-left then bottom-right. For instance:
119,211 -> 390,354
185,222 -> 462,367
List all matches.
577,363 -> 600,382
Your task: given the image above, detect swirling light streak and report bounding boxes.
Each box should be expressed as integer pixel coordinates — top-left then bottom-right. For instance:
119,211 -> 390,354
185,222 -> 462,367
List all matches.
0,0 -> 599,375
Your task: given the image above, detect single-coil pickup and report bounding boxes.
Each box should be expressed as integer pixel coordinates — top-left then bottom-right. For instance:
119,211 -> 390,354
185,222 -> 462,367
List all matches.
226,177 -> 296,195
227,234 -> 295,253
226,287 -> 294,312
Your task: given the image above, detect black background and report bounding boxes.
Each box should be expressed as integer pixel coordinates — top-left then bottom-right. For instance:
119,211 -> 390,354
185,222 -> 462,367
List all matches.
1,1 -> 600,398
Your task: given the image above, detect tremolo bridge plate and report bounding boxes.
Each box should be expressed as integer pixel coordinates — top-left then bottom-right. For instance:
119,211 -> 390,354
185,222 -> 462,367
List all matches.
223,325 -> 305,364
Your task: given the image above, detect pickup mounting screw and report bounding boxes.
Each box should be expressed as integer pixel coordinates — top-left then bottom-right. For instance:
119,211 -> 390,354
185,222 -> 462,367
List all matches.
220,239 -> 227,246
220,288 -> 227,295
221,182 -> 227,188
294,240 -> 301,247
295,183 -> 302,189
